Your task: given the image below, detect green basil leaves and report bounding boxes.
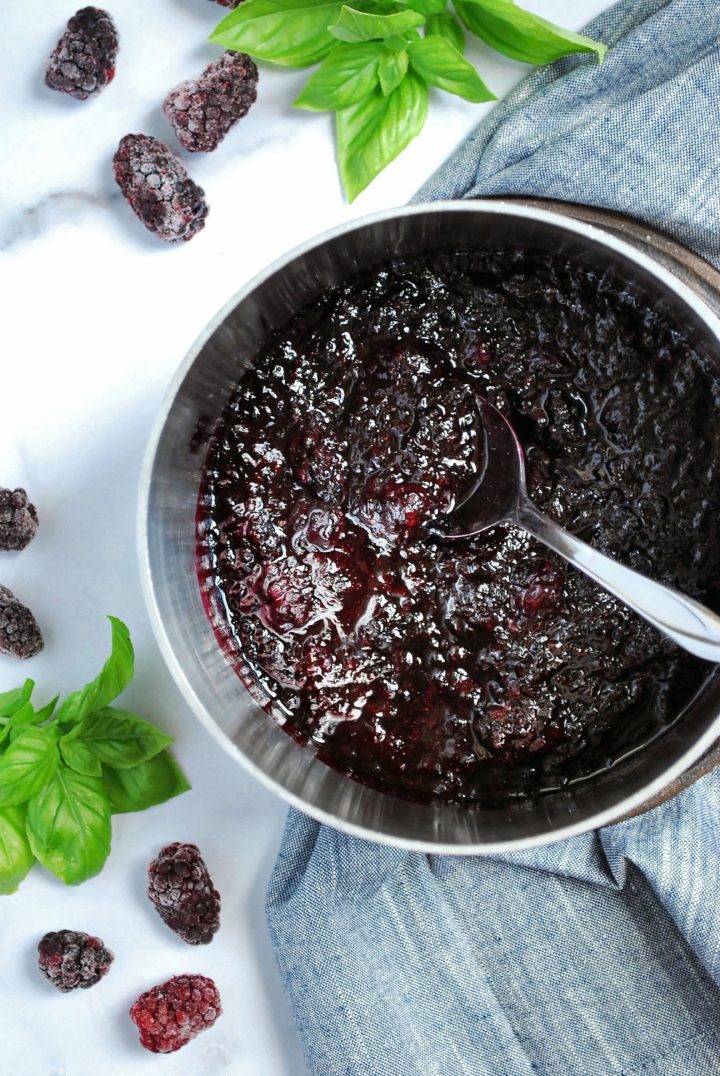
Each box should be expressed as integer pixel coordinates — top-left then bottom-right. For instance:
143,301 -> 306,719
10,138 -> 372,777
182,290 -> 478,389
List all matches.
211,0 -> 606,200
0,806 -> 34,895
408,34 -> 495,101
425,11 -> 465,52
62,707 -> 173,770
295,42 -> 383,110
329,6 -> 425,42
102,752 -> 191,815
210,0 -> 346,67
56,617 -> 134,726
337,73 -> 428,201
26,768 -> 112,886
0,727 -> 59,808
378,48 -> 409,95
0,618 -> 189,893
453,0 -> 606,65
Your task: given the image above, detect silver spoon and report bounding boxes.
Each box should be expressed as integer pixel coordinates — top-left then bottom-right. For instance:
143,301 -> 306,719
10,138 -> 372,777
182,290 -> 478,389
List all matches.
436,397 -> 720,664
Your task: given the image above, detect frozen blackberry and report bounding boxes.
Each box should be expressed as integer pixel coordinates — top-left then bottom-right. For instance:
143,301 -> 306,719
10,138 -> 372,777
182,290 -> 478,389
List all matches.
0,489 -> 38,551
0,585 -> 43,660
130,974 -> 222,1053
147,842 -> 220,945
210,0 -> 242,7
112,134 -> 209,243
45,7 -> 118,101
37,930 -> 114,992
163,51 -> 258,153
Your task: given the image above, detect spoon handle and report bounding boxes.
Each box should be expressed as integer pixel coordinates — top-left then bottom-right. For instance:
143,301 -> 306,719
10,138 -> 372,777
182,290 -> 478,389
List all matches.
516,499 -> 720,664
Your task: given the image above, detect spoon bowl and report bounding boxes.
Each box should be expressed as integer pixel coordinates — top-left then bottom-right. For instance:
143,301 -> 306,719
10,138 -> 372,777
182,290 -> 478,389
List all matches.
437,396 -> 720,665
440,397 -> 526,538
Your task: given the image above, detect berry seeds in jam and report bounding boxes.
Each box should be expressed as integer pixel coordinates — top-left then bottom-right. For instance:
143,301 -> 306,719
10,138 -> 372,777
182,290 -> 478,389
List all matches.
197,249 -> 720,804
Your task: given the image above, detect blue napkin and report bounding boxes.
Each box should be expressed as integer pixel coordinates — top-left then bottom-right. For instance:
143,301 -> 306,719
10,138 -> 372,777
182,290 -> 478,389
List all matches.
266,3 -> 720,1073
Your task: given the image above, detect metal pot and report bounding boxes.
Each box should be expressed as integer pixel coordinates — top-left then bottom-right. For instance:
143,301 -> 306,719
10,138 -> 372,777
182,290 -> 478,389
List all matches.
139,201 -> 720,853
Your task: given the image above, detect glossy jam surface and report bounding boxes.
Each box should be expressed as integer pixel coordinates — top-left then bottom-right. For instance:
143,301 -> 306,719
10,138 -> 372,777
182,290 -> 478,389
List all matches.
197,250 -> 720,804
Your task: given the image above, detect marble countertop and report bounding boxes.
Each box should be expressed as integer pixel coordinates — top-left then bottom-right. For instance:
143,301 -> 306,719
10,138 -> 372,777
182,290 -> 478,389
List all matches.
1,0 -> 610,1072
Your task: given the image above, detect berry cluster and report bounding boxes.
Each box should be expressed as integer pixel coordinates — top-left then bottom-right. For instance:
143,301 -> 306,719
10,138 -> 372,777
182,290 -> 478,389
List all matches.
112,135 -> 208,244
0,488 -> 38,552
43,7 -> 258,242
130,975 -> 222,1054
38,930 -> 114,992
0,584 -> 42,660
0,487 -> 42,659
34,843 -> 222,1054
147,842 -> 221,945
163,51 -> 258,154
45,7 -> 118,101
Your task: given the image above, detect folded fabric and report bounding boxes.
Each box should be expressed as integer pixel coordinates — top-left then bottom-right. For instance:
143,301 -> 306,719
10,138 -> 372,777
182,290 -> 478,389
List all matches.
267,3 -> 720,1073
415,0 -> 720,267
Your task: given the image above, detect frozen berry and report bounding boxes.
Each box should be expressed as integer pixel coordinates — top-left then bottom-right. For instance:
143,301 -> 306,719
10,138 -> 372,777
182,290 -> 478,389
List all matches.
45,7 -> 118,101
0,585 -> 43,659
163,51 -> 258,154
130,974 -> 222,1053
210,0 -> 242,7
0,489 -> 38,551
37,930 -> 114,992
112,134 -> 209,243
147,842 -> 220,945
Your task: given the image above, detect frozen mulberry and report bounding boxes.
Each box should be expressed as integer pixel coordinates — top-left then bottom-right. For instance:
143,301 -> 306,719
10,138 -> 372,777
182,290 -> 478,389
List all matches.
0,489 -> 38,551
112,134 -> 209,243
130,974 -> 222,1053
163,51 -> 258,153
147,842 -> 221,945
0,585 -> 43,660
45,7 -> 118,101
38,930 -> 114,992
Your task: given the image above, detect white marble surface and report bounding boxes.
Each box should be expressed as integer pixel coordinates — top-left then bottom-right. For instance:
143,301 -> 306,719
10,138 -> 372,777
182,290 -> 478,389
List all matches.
0,1 -> 610,1072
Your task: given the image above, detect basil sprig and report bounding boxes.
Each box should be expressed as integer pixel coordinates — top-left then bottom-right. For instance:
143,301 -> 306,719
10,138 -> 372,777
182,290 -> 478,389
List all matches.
210,0 -> 606,200
0,618 -> 189,894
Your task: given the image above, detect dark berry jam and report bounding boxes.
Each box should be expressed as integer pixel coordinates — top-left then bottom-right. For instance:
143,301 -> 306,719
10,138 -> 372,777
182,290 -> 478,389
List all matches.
197,249 -> 720,804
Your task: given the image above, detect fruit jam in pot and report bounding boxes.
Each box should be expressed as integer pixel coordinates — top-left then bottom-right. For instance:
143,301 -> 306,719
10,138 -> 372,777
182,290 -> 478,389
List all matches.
197,249 -> 720,805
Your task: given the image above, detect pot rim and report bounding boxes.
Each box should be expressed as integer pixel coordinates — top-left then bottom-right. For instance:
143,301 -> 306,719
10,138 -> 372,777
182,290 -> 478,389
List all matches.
138,199 -> 720,853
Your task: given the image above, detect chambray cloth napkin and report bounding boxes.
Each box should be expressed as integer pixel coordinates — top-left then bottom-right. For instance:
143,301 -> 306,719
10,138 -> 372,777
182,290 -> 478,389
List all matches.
266,3 -> 720,1073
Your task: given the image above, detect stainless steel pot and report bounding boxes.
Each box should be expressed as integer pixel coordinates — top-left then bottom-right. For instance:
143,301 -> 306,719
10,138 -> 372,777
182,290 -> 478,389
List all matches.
139,201 -> 720,853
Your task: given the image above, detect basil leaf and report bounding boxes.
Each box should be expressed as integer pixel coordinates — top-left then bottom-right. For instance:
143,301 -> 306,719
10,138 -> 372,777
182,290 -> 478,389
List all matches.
329,6 -> 425,43
26,766 -> 111,885
56,617 -> 133,727
102,751 -> 190,814
0,805 -> 35,895
452,0 -> 606,65
408,35 -> 495,101
384,29 -> 421,49
0,727 -> 59,807
27,695 -> 59,725
337,73 -> 428,200
0,680 -> 34,719
295,42 -> 382,111
210,0 -> 345,67
378,48 -> 408,95
6,697 -> 59,745
68,707 -> 172,770
10,696 -> 57,729
3,701 -> 36,746
60,736 -> 103,778
426,10 -> 465,52
407,0 -> 446,13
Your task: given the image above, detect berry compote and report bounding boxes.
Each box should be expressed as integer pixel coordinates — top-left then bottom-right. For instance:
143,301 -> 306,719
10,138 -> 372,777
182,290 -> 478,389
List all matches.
197,249 -> 720,804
